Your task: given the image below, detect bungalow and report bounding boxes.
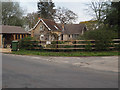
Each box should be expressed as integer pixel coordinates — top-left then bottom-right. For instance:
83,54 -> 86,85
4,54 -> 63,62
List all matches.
59,24 -> 87,40
29,18 -> 87,41
0,25 -> 30,48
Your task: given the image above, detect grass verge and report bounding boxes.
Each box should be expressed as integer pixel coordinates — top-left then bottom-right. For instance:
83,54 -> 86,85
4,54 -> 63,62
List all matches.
11,50 -> 119,57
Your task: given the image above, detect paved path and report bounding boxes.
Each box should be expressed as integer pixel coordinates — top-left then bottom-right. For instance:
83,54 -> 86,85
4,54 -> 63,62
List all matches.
2,54 -> 118,88
0,48 -> 11,53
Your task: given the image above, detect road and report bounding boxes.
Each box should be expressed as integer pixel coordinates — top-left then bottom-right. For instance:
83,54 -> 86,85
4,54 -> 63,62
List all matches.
2,54 -> 118,88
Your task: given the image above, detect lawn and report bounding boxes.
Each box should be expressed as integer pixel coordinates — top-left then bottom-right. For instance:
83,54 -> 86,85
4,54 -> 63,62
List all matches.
11,50 -> 119,57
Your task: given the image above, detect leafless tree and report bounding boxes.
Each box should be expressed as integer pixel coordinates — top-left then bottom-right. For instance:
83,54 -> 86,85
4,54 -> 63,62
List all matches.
25,12 -> 39,29
54,7 -> 78,24
85,0 -> 110,27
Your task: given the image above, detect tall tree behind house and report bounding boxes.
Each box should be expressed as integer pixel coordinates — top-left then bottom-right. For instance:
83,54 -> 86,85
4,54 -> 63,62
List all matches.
54,7 -> 78,24
37,0 -> 55,20
25,12 -> 38,29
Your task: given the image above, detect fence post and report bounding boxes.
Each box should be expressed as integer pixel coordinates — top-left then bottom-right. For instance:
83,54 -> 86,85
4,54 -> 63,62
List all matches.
40,40 -> 41,49
74,40 -> 76,51
56,40 -> 59,52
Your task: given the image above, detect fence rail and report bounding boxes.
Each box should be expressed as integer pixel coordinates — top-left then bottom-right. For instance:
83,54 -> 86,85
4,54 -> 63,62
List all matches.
31,39 -> 120,50
36,39 -> 120,42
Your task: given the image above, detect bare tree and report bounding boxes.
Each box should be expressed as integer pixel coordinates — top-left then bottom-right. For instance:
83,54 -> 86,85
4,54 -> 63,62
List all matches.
25,12 -> 38,29
85,0 -> 112,29
86,0 -> 110,24
54,7 -> 78,24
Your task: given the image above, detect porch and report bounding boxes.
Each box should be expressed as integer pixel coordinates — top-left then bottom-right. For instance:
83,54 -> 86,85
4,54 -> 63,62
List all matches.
0,25 -> 30,48
2,33 -> 28,48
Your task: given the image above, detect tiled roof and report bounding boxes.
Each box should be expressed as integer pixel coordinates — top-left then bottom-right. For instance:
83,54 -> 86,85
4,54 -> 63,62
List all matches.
31,18 -> 62,31
42,19 -> 62,31
58,24 -> 86,34
29,18 -> 86,34
0,25 -> 29,34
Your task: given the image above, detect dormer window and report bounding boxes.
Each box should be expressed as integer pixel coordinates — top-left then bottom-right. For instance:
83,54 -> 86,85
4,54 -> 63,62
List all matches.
40,25 -> 43,31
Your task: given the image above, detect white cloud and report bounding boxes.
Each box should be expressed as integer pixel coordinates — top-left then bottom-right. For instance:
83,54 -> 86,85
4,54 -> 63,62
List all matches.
20,2 -> 38,14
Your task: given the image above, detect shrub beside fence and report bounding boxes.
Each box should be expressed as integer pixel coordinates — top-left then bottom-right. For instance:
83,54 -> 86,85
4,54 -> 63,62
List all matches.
24,39 -> 120,51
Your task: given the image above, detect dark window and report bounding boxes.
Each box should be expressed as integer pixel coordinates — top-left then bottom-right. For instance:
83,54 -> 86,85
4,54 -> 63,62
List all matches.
22,35 -> 24,38
69,35 -> 70,38
72,34 -> 79,39
15,35 -> 17,40
61,34 -> 63,40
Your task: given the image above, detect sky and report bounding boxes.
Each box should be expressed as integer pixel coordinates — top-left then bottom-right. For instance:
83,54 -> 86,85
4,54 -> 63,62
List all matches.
14,0 -> 95,23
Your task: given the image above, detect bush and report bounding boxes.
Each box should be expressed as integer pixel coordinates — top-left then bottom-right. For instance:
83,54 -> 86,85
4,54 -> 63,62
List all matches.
81,26 -> 118,51
114,43 -> 120,51
85,41 -> 92,51
46,44 -> 57,48
51,41 -> 65,44
19,37 -> 39,50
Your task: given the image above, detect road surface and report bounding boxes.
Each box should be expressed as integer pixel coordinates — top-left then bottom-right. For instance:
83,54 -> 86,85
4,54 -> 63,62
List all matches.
2,54 -> 118,88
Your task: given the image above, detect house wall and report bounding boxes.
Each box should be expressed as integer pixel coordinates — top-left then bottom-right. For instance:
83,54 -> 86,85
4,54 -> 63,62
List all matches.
31,21 -> 61,41
32,21 -> 50,40
31,21 -> 87,41
31,30 -> 34,37
70,35 -> 73,40
63,34 -> 80,40
63,35 -> 68,40
62,26 -> 87,40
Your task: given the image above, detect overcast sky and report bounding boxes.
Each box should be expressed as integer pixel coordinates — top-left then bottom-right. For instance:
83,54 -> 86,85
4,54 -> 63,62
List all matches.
13,0 -> 94,23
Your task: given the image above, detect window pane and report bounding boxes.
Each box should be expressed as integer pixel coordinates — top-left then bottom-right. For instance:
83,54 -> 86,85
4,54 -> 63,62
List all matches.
22,35 -> 24,38
15,35 -> 17,40
18,35 -> 20,39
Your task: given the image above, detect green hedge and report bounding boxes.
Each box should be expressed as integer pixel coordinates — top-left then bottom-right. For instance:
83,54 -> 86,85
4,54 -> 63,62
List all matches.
19,37 -> 41,50
81,26 -> 118,51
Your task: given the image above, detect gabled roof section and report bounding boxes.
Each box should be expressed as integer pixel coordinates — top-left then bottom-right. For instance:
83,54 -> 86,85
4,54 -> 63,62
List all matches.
58,24 -> 86,34
0,25 -> 29,34
31,18 -> 62,31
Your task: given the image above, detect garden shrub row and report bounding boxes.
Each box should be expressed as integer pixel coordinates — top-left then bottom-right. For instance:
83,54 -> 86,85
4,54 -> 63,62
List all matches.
18,26 -> 119,52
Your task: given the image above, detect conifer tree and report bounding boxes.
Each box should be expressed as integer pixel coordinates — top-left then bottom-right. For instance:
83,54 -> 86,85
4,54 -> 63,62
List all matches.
37,0 -> 55,20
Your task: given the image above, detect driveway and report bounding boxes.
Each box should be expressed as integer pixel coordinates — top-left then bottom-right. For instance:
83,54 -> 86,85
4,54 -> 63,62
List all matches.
2,54 -> 118,88
0,48 -> 11,53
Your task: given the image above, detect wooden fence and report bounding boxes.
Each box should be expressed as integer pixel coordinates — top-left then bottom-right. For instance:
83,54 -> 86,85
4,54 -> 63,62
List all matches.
32,39 -> 120,50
